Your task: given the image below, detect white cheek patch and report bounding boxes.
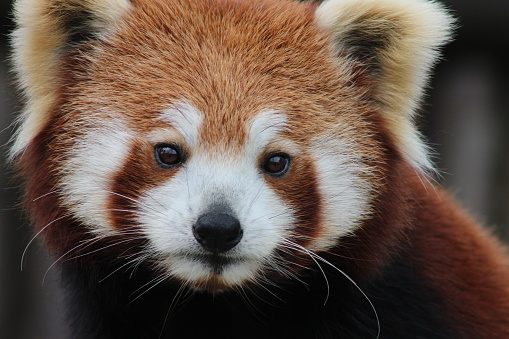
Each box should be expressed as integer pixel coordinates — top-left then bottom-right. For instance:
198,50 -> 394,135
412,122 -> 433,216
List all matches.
58,121 -> 132,235
308,134 -> 374,251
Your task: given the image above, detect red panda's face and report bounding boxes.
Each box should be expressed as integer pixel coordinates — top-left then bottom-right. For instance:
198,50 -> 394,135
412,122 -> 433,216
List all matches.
46,1 -> 382,291
13,0 -> 452,292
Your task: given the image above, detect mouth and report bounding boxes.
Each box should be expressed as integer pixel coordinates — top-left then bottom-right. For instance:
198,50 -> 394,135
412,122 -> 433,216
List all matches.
163,251 -> 262,293
166,252 -> 255,293
190,254 -> 241,292
197,253 -> 236,270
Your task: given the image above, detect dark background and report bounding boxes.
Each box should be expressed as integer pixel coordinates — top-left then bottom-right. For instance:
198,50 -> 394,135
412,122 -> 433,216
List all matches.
1,1 -> 508,338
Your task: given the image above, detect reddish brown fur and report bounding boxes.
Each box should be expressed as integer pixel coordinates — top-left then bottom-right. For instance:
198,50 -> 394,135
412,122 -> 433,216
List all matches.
337,158 -> 509,337
17,129 -> 87,258
412,186 -> 509,337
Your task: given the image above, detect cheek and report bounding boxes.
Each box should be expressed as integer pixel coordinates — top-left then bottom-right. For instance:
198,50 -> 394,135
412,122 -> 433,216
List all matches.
58,125 -> 134,234
307,139 -> 376,251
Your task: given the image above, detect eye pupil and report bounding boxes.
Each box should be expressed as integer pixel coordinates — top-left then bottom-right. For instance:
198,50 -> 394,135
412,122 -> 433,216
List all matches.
263,153 -> 290,176
155,144 -> 182,167
267,156 -> 285,172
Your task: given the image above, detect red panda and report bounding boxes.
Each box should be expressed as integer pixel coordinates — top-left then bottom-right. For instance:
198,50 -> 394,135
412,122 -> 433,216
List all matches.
10,0 -> 509,338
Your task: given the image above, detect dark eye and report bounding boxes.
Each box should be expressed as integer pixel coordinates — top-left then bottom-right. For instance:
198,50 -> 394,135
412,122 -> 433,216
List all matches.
262,153 -> 291,177
154,144 -> 183,168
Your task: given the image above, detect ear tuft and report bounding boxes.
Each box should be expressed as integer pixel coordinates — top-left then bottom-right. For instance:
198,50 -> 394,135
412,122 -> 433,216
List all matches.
10,0 -> 132,157
315,0 -> 455,173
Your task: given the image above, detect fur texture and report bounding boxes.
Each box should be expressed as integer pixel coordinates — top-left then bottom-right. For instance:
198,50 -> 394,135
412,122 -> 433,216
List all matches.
10,0 -> 509,338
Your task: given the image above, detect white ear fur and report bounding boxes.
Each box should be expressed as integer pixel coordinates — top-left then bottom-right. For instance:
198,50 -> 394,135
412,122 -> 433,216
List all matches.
315,0 -> 455,173
10,0 -> 132,157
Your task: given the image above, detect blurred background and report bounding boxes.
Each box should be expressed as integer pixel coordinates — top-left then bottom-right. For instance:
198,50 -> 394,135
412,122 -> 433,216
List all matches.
1,0 -> 508,338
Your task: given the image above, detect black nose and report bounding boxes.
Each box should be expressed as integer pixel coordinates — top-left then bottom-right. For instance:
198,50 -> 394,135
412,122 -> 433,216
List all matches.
193,212 -> 243,254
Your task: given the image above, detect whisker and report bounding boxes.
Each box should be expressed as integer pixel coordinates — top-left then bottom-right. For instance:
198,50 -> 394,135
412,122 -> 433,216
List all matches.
143,192 -> 170,212
231,284 -> 269,324
129,275 -> 168,304
128,251 -> 154,279
67,238 -> 139,261
158,283 -> 189,339
21,213 -> 72,271
43,234 -> 143,285
99,253 -> 149,283
244,183 -> 264,215
282,239 -> 380,339
286,241 -> 331,305
42,237 -> 104,285
106,191 -> 168,216
105,208 -> 168,222
264,252 -> 309,288
32,189 -> 61,201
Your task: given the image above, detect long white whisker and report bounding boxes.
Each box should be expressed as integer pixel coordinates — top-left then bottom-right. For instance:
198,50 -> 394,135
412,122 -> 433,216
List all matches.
158,283 -> 188,339
42,237 -> 103,285
21,213 -> 71,271
43,236 -> 139,285
232,284 -> 269,324
288,243 -> 331,304
282,239 -> 380,339
105,208 -> 167,222
266,251 -> 309,287
32,189 -> 61,201
129,275 -> 168,304
99,253 -> 150,283
68,238 -> 138,261
106,191 -> 169,216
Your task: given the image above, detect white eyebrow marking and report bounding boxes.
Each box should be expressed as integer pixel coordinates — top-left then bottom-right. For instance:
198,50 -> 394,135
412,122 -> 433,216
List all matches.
159,102 -> 204,147
247,110 -> 288,151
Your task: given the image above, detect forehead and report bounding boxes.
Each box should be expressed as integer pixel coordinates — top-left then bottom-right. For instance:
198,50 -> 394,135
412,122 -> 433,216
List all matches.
72,0 -> 355,146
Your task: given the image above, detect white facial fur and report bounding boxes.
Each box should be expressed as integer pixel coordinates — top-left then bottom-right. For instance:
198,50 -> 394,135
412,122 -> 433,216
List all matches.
157,102 -> 204,148
308,133 -> 373,251
58,121 -> 133,235
140,156 -> 294,286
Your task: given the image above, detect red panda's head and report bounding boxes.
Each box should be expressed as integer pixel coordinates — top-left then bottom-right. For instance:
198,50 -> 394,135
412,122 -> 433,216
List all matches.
11,0 -> 453,292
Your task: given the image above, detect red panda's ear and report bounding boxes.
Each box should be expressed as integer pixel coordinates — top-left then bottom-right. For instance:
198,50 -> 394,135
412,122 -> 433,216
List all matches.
10,0 -> 132,157
315,0 -> 455,173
